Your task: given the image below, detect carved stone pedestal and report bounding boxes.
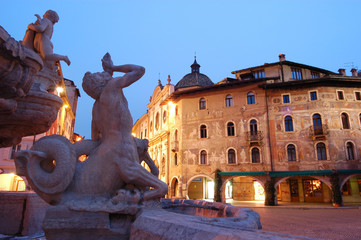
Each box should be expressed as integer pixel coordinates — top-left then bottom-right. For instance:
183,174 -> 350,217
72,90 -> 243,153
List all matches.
42,206 -> 135,240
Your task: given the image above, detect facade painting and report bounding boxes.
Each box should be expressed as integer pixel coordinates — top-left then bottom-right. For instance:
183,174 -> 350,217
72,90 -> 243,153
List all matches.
133,55 -> 361,204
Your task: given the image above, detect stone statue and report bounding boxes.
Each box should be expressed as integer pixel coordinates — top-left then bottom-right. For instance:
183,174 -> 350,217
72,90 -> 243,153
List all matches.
21,10 -> 70,67
15,53 -> 168,215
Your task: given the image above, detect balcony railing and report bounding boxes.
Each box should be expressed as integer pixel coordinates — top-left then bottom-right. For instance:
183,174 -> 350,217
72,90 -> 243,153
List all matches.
309,124 -> 328,140
246,131 -> 263,142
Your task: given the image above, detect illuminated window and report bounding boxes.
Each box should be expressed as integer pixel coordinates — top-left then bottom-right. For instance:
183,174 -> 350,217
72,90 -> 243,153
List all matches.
227,122 -> 235,136
200,125 -> 207,138
283,94 -> 290,103
317,142 -> 327,160
341,113 -> 350,129
225,95 -> 233,107
291,68 -> 302,80
247,92 -> 255,104
251,147 -> 260,163
200,150 -> 207,164
346,142 -> 355,160
310,91 -> 317,101
199,98 -> 206,110
287,144 -> 296,161
228,149 -> 236,164
285,116 -> 293,131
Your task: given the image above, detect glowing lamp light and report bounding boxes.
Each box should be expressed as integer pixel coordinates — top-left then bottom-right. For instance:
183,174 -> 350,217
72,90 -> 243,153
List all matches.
63,104 -> 69,108
131,133 -> 136,137
56,87 -> 64,93
168,101 -> 173,106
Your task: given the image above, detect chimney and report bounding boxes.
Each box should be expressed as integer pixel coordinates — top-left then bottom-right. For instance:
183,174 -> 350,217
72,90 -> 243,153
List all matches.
338,68 -> 346,76
279,54 -> 286,62
351,68 -> 357,77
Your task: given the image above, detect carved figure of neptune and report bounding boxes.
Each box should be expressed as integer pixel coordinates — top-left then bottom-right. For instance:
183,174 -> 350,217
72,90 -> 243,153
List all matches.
15,53 -> 168,214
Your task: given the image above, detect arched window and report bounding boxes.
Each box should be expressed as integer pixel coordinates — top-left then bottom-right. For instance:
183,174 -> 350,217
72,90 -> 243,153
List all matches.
163,110 -> 167,123
250,119 -> 258,136
285,116 -> 293,131
346,142 -> 355,160
247,92 -> 255,104
251,147 -> 260,163
341,113 -> 350,129
199,98 -> 206,110
228,149 -> 236,164
200,150 -> 207,164
317,142 -> 327,160
174,153 -> 178,165
225,95 -> 233,107
155,113 -> 160,130
174,130 -> 178,141
200,125 -> 207,138
287,144 -> 296,161
312,114 -> 322,134
227,122 -> 235,136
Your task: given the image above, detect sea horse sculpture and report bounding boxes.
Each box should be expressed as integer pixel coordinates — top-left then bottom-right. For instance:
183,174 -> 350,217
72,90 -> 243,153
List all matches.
15,53 -> 168,214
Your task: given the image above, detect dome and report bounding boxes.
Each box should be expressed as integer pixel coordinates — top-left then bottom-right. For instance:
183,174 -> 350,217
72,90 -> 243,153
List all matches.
175,58 -> 213,90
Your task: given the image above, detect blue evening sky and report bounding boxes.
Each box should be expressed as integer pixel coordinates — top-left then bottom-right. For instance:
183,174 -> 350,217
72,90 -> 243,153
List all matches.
1,1 -> 360,138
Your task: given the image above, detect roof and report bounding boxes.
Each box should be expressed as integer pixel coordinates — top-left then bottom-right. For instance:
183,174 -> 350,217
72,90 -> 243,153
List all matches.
259,75 -> 361,89
175,58 -> 214,90
232,60 -> 337,76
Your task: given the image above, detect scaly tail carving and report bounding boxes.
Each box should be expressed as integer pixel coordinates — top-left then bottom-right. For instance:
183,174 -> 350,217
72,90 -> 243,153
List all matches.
15,135 -> 76,205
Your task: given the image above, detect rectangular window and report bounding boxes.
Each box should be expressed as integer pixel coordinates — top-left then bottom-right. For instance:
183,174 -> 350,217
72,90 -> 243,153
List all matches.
311,71 -> 320,79
355,92 -> 361,101
291,68 -> 303,80
337,90 -> 344,100
254,70 -> 265,79
310,91 -> 317,101
283,94 -> 290,104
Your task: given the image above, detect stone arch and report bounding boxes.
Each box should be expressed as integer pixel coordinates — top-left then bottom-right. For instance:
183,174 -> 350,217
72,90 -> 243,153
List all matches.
186,174 -> 214,200
220,175 -> 266,203
170,176 -> 181,198
340,174 -> 361,192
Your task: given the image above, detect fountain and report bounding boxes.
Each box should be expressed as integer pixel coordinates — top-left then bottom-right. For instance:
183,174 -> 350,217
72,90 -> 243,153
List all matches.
2,10 -> 310,240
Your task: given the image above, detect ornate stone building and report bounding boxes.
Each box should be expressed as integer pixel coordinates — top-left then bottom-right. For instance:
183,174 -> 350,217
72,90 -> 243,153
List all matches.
132,54 -> 361,204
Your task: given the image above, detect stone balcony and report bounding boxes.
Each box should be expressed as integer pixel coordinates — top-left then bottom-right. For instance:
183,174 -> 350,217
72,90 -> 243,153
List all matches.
246,131 -> 263,146
309,124 -> 328,140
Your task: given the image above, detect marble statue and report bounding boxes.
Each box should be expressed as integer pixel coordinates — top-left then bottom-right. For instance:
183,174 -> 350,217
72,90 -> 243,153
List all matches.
0,10 -> 71,147
21,10 -> 71,67
15,53 -> 168,215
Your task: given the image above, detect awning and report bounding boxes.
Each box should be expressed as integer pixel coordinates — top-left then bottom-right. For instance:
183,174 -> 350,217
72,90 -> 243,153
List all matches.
218,171 -> 266,176
218,170 -> 361,177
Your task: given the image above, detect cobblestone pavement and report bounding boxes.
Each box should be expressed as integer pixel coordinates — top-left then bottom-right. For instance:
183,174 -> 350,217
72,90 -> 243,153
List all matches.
230,201 -> 361,240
